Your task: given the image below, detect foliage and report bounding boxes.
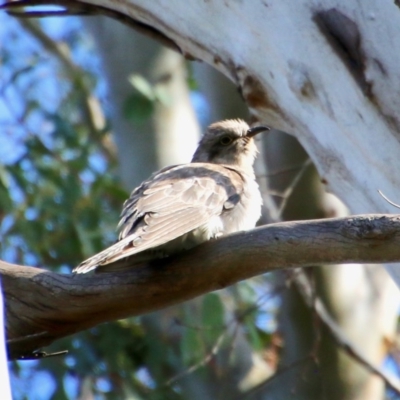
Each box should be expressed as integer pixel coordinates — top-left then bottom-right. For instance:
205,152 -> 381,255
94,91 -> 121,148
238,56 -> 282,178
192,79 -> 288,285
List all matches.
0,17 -> 124,270
123,74 -> 172,123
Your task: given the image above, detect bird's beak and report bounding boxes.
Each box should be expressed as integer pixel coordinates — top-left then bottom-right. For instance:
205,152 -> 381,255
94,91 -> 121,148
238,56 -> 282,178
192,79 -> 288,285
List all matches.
246,125 -> 270,138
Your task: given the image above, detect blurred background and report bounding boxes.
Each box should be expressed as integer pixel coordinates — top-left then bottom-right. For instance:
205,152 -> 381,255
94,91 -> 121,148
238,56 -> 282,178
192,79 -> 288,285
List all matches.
1,11 -> 400,400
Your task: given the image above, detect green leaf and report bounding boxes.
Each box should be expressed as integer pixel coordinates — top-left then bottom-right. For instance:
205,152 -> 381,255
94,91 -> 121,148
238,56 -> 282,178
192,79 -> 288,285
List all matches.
74,222 -> 97,259
201,293 -> 225,346
185,62 -> 199,90
0,167 -> 12,214
0,185 -> 13,215
123,93 -> 154,123
181,326 -> 203,366
236,282 -> 257,304
128,74 -> 155,100
246,324 -> 265,352
179,304 -> 206,366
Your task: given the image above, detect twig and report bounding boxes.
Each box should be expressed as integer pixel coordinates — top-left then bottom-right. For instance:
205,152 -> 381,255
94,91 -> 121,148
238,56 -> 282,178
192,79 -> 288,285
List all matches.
18,349 -> 68,360
378,190 -> 400,210
277,158 -> 312,215
257,161 -> 314,179
164,327 -> 230,386
6,331 -> 48,345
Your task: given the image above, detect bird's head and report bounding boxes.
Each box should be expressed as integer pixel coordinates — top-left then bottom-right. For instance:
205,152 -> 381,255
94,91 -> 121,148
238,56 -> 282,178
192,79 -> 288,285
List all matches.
191,119 -> 269,173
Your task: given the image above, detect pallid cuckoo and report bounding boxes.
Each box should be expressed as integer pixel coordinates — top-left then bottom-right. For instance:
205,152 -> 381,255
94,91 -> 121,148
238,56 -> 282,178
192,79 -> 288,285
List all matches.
73,119 -> 269,273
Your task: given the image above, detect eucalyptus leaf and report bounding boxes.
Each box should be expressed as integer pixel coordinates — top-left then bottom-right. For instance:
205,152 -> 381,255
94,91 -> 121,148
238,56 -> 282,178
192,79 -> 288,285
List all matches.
128,74 -> 155,100
201,293 -> 225,346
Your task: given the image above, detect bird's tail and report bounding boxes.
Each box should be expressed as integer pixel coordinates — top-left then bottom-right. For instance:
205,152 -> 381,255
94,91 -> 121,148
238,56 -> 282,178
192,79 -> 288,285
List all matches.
72,235 -> 137,274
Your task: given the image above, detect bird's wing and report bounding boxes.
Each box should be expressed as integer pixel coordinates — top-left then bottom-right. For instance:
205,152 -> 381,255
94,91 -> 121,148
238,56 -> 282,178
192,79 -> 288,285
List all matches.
73,164 -> 243,273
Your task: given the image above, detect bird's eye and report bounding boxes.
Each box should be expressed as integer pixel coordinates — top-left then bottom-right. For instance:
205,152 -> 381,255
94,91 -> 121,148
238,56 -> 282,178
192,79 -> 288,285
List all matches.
219,136 -> 233,146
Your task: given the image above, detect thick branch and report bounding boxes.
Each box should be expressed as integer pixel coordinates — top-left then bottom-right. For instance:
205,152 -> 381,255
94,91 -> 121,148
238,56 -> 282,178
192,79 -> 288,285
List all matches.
2,214 -> 400,359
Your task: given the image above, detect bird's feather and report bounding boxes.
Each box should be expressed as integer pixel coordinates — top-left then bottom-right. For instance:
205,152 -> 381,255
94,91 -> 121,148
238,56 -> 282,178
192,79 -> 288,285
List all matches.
73,163 -> 244,273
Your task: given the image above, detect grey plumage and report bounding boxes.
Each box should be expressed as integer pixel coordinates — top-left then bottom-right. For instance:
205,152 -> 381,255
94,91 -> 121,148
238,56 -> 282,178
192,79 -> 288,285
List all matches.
73,119 -> 269,274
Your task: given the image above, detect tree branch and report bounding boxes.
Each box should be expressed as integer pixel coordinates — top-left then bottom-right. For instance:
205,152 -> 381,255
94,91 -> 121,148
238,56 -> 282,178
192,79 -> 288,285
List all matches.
2,214 -> 400,359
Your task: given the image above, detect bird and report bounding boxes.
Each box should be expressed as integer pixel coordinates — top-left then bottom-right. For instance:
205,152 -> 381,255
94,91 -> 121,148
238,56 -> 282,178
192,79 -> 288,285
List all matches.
73,119 -> 269,274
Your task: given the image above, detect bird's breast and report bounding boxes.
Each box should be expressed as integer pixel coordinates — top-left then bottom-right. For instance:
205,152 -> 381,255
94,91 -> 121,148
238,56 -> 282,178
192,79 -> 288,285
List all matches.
221,177 -> 262,234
